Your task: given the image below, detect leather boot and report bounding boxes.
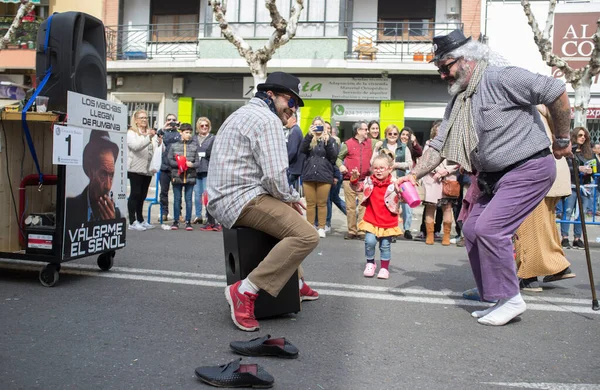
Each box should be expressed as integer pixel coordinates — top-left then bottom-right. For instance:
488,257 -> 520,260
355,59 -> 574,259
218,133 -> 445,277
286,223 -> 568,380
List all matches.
442,222 -> 452,246
425,222 -> 434,245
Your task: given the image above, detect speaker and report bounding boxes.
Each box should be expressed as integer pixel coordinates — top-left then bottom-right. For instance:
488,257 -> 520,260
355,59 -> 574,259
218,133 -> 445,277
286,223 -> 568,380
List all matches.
36,12 -> 107,113
223,227 -> 301,319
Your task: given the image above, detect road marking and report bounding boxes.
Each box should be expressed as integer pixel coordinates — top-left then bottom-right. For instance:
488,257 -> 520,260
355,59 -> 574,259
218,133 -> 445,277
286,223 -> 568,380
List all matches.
483,382 -> 600,389
1,259 -> 599,315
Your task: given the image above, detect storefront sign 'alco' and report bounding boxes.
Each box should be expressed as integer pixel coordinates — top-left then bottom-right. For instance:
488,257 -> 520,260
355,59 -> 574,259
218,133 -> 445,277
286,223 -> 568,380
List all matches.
243,77 -> 391,101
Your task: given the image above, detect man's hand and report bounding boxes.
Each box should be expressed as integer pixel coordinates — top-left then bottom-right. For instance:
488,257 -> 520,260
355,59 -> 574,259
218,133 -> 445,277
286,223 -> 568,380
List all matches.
552,139 -> 573,159
97,194 -> 116,220
350,168 -> 360,181
339,165 -> 348,174
186,161 -> 193,168
395,174 -> 417,192
288,201 -> 306,215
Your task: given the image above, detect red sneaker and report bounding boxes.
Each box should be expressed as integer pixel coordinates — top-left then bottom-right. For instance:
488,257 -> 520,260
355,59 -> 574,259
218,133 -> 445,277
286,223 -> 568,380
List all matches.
225,281 -> 259,331
199,223 -> 214,231
300,280 -> 319,301
212,224 -> 223,232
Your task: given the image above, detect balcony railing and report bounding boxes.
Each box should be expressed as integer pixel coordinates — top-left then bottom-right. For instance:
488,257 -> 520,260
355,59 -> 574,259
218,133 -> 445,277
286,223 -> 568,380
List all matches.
105,20 -> 463,62
0,16 -> 42,49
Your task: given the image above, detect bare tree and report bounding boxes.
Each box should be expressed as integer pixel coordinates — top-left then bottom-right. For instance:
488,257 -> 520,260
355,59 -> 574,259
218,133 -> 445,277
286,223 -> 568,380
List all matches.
521,0 -> 600,128
0,0 -> 36,51
209,0 -> 304,90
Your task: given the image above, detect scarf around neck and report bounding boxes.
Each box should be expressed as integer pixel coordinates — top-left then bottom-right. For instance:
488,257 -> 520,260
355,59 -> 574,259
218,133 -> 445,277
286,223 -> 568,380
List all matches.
441,60 -> 488,173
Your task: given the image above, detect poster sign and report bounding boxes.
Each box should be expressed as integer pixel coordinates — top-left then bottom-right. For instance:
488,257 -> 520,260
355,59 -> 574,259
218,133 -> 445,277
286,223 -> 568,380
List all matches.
63,128 -> 127,259
63,93 -> 128,260
67,91 -> 128,132
331,101 -> 380,121
52,125 -> 84,166
243,77 -> 391,100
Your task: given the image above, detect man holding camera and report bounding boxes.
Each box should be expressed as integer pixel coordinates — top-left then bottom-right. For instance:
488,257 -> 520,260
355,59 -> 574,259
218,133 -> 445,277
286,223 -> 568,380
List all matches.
159,114 -> 181,220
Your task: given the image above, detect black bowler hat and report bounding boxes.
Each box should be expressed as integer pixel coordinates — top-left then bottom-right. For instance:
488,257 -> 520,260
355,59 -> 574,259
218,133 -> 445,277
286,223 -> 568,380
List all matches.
256,71 -> 304,107
430,29 -> 471,63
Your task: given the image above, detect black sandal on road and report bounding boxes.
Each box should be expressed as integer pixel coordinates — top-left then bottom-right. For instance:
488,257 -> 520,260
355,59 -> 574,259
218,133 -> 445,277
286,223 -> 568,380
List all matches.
230,334 -> 299,359
195,358 -> 274,388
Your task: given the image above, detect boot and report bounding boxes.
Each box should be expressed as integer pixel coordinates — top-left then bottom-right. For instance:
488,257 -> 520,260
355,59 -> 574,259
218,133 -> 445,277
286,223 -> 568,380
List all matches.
442,222 -> 452,246
425,222 -> 434,245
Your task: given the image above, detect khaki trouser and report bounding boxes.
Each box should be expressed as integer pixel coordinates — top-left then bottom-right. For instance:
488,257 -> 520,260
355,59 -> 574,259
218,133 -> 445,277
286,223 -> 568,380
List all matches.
235,194 -> 319,297
303,181 -> 332,229
343,180 -> 365,235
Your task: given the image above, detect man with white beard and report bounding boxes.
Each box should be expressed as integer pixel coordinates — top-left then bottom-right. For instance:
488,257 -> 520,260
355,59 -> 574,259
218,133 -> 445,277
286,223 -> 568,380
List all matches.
397,29 -> 573,326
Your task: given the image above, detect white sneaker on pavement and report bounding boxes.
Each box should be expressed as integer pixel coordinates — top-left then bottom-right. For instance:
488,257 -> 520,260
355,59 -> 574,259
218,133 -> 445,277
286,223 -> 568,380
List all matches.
140,221 -> 155,230
128,221 -> 146,231
318,228 -> 326,238
325,225 -> 331,233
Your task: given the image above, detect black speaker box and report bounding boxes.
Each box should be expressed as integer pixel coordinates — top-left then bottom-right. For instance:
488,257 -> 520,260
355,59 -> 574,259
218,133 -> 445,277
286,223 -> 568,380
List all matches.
36,12 -> 107,113
223,227 -> 301,319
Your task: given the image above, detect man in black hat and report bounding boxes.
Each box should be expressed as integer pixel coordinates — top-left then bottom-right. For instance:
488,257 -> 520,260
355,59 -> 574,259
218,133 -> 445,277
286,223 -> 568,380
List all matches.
66,130 -> 122,230
207,71 -> 320,332
397,29 -> 573,326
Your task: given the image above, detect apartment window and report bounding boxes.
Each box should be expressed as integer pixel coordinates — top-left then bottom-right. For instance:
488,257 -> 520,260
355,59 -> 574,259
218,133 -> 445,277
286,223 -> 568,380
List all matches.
151,0 -> 199,42
377,0 -> 436,41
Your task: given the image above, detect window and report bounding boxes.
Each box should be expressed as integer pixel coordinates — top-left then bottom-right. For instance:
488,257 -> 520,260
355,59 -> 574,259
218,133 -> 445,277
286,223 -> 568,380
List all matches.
151,0 -> 199,42
194,100 -> 246,134
377,0 -> 436,41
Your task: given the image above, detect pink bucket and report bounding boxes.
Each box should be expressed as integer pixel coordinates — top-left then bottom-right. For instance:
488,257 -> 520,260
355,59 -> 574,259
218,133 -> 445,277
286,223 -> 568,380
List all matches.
400,181 -> 421,208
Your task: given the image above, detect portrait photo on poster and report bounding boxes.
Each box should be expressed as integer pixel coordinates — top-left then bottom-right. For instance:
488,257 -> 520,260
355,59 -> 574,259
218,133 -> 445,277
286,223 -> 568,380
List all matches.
63,128 -> 128,260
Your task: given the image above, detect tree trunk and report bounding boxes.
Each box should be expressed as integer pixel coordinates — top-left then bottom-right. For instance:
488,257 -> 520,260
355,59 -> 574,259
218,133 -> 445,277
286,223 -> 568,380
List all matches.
250,62 -> 268,94
573,78 -> 591,128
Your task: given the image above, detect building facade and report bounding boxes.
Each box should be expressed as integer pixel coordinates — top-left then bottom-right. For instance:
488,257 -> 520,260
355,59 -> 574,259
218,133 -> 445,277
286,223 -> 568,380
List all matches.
483,0 -> 600,142
104,0 -> 483,141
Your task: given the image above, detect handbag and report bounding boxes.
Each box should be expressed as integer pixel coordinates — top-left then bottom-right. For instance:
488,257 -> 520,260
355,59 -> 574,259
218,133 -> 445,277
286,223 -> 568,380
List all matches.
442,179 -> 460,198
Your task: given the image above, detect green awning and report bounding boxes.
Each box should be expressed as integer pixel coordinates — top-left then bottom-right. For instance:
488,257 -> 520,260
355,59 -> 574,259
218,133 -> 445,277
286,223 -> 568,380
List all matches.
0,0 -> 41,3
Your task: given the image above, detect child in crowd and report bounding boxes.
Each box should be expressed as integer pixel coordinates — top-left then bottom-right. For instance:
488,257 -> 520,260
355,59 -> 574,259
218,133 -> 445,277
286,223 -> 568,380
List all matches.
168,123 -> 200,231
350,151 -> 403,279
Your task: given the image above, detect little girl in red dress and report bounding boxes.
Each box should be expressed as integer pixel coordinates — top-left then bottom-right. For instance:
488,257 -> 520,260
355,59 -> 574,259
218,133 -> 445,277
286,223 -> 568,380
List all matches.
350,152 -> 403,279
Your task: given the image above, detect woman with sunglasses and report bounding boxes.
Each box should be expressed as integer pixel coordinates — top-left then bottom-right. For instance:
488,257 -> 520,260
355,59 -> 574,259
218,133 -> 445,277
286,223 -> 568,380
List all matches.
560,127 -> 594,249
127,109 -> 161,231
300,116 -> 338,238
193,117 -> 221,231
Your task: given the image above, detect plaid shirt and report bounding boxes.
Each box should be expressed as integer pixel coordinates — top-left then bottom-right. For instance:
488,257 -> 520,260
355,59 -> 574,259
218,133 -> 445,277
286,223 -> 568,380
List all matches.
207,97 -> 300,228
429,66 -> 565,172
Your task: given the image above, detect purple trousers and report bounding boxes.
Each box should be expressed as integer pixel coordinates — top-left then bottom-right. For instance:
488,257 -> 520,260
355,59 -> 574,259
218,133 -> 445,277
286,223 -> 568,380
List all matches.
462,155 -> 556,301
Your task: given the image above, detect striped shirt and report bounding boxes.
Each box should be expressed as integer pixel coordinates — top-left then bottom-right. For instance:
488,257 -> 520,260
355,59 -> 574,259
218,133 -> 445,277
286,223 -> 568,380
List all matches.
429,66 -> 566,172
206,97 -> 300,228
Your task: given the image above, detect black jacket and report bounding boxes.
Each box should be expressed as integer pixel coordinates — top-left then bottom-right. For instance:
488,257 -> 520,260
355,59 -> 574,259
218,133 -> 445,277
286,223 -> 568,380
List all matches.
193,134 -> 215,174
160,129 -> 182,172
168,140 -> 200,184
300,134 -> 337,184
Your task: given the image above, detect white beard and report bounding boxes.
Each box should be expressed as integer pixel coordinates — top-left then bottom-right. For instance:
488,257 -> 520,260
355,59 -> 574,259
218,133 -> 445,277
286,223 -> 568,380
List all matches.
448,64 -> 471,96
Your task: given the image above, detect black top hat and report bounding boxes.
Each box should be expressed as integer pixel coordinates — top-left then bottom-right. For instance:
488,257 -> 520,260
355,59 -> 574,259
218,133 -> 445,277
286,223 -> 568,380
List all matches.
430,29 -> 471,63
256,71 -> 304,107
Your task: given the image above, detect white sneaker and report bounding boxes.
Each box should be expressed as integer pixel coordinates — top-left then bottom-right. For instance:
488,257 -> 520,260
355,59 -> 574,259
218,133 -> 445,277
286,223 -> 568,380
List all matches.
325,225 -> 331,233
450,237 -> 457,244
140,221 -> 155,230
318,228 -> 326,238
128,221 -> 146,231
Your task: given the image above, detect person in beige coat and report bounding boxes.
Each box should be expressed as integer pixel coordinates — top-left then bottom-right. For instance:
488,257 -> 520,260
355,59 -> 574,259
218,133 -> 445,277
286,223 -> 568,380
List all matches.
127,109 -> 161,231
513,105 -> 575,291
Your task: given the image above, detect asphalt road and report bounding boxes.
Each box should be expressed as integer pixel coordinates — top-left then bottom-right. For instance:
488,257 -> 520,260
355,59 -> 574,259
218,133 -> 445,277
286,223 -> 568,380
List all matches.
1,216 -> 600,389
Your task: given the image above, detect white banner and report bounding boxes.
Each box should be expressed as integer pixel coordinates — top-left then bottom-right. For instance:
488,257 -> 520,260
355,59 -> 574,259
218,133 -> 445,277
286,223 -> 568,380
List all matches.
67,91 -> 128,132
243,77 -> 391,100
